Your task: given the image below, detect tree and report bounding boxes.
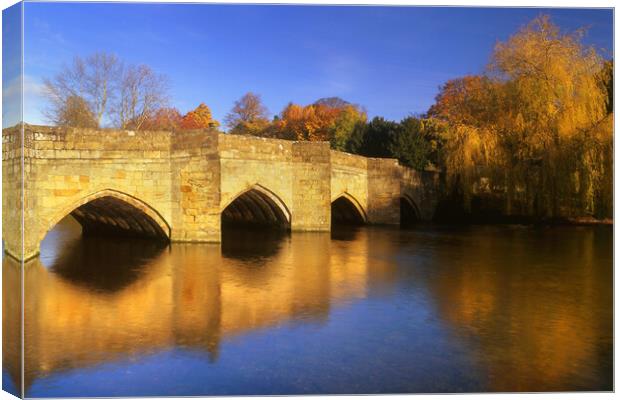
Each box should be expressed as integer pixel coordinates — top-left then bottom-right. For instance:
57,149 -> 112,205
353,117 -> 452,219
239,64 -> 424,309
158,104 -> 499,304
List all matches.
288,103 -> 337,141
55,95 -> 99,128
180,103 -> 220,130
276,103 -> 327,141
427,75 -> 498,126
600,59 -> 613,114
224,92 -> 270,135
115,64 -> 169,130
85,53 -> 121,125
140,107 -> 183,131
330,104 -> 367,151
427,76 -> 502,210
431,15 -> 612,219
346,117 -> 399,158
43,52 -> 121,128
491,15 -> 609,217
389,117 -> 435,170
314,97 -> 351,108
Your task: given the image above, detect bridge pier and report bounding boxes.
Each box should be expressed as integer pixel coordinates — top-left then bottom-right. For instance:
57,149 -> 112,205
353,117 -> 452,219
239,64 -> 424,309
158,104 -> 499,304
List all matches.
367,158 -> 401,225
170,130 -> 222,244
291,141 -> 332,231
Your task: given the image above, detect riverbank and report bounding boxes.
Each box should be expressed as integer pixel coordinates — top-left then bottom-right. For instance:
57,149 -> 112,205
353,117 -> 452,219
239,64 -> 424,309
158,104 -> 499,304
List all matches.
432,211 -> 613,227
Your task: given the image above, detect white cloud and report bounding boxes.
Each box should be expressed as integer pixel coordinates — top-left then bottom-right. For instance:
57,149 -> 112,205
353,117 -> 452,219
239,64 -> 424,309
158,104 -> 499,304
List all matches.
2,74 -> 47,128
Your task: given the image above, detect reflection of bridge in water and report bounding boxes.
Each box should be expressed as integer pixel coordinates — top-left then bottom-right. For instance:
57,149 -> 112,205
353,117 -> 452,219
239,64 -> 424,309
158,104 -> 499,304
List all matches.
3,222 -> 399,393
3,223 -> 613,394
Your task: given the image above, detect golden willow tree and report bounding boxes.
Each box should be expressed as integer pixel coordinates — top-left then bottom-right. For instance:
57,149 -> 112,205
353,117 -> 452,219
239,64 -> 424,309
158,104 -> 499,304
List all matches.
430,15 -> 613,219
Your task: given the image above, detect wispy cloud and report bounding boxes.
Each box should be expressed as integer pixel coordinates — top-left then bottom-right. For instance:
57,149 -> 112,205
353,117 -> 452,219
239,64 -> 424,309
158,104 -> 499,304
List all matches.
24,17 -> 73,75
295,53 -> 364,101
29,16 -> 68,47
320,54 -> 360,94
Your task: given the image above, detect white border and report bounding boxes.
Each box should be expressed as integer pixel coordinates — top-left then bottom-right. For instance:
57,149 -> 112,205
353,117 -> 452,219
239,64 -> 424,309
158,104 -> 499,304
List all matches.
0,1 -> 616,400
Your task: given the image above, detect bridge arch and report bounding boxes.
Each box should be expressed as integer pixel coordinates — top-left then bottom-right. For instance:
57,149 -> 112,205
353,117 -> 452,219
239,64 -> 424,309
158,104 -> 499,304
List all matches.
400,193 -> 421,225
221,184 -> 291,229
40,189 -> 171,244
331,192 -> 367,225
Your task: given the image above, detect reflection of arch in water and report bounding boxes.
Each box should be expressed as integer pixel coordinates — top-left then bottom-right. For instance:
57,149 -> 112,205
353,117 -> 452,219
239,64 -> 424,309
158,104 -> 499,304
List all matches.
49,234 -> 167,292
400,194 -> 421,226
221,229 -> 287,261
40,189 -> 171,244
331,192 -> 367,225
221,184 -> 291,229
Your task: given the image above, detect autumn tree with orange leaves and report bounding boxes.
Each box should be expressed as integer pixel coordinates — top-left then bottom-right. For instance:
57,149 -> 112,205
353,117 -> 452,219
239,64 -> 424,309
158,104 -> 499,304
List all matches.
180,103 -> 220,130
140,107 -> 183,131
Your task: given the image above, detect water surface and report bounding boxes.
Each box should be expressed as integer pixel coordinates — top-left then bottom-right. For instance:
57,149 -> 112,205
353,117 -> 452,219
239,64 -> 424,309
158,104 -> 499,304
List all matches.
3,218 -> 613,396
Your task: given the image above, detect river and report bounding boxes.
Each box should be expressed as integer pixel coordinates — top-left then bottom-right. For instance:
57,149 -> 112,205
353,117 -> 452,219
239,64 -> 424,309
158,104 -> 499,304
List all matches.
2,217 -> 613,396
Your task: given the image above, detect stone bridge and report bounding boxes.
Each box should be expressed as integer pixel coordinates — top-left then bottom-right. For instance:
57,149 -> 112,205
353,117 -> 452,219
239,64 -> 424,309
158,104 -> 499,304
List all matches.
2,125 -> 440,261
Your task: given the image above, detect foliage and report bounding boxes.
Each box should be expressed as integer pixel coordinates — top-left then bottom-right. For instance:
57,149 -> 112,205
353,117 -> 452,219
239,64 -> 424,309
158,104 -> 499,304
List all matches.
276,103 -> 334,141
140,107 -> 183,131
390,117 -> 444,170
346,117 -> 398,157
346,116 -> 441,170
600,59 -> 614,114
55,95 -> 99,128
314,97 -> 351,108
428,75 -> 499,126
274,99 -> 366,148
180,103 -> 220,130
229,119 -> 271,136
330,105 -> 367,151
430,15 -> 613,219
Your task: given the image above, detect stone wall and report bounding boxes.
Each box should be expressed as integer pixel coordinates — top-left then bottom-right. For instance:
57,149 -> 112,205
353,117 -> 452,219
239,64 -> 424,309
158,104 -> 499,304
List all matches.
3,125 -> 439,260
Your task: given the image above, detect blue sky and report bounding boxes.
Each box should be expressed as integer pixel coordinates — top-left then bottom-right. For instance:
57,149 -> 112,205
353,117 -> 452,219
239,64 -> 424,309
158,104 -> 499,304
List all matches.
14,3 -> 615,128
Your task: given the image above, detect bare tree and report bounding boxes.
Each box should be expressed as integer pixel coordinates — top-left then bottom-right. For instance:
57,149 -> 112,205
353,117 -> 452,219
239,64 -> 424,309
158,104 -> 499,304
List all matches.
84,53 -> 120,126
43,52 -> 120,128
224,92 -> 270,131
43,52 -> 170,130
115,64 -> 169,130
